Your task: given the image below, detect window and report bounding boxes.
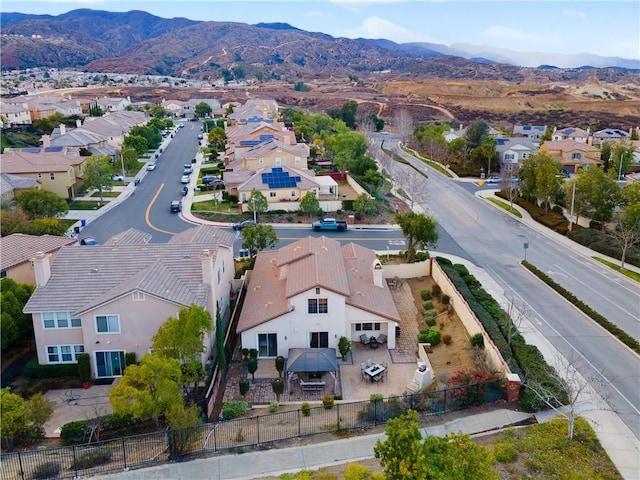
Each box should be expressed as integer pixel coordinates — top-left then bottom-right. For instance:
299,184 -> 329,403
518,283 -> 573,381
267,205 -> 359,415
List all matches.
309,332 -> 329,348
295,156 -> 301,164
308,298 -> 328,314
49,172 -> 55,180
43,312 -> 81,329
275,157 -> 282,165
522,153 -> 528,159
504,153 -> 515,160
132,291 -> 145,301
270,191 -> 276,198
291,190 -> 296,197
258,333 -> 278,357
96,315 -> 120,333
37,172 -> 42,178
47,345 -> 84,363
217,268 -> 222,284
259,158 -> 264,164
355,322 -> 381,331
571,153 -> 582,160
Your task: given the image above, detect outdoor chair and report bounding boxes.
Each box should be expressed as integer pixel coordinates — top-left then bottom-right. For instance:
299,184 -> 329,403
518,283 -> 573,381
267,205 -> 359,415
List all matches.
377,333 -> 388,344
360,334 -> 371,345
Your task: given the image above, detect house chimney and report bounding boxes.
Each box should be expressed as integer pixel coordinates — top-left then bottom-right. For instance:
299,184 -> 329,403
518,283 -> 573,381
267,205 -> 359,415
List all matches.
372,259 -> 384,288
59,124 -> 66,135
32,251 -> 52,286
200,248 -> 215,288
41,135 -> 51,148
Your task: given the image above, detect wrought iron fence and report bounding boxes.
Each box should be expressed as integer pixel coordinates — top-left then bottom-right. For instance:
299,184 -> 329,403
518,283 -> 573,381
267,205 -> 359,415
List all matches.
0,378 -> 506,479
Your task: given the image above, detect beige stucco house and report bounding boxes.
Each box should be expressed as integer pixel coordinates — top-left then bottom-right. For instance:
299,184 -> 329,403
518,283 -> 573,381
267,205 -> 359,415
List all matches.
0,150 -> 86,198
23,226 -> 235,378
237,236 -> 401,358
540,139 -> 602,173
0,234 -> 76,285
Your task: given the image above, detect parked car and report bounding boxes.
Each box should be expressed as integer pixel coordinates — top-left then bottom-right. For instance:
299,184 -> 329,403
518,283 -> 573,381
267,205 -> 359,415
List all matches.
183,164 -> 193,174
147,163 -> 156,171
180,175 -> 190,184
232,220 -> 257,230
170,200 -> 181,213
201,175 -> 222,185
181,186 -> 188,196
197,134 -> 203,140
80,237 -> 98,246
485,176 -> 501,183
112,174 -> 124,182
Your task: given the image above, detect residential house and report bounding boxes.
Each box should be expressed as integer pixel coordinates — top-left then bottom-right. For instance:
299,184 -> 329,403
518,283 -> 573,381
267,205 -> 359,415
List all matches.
27,96 -> 83,121
161,99 -> 187,117
225,121 -> 296,161
80,110 -> 147,148
0,102 -> 32,126
443,124 -> 504,143
495,137 -> 537,172
0,173 -> 40,204
513,125 -> 547,140
184,98 -> 222,119
228,137 -> 309,173
228,166 -> 338,212
540,139 -> 602,173
0,150 -> 86,198
552,127 -> 590,143
237,236 -> 401,358
95,96 -> 131,112
0,234 -> 76,285
42,123 -> 111,156
23,226 -> 235,378
592,128 -> 631,145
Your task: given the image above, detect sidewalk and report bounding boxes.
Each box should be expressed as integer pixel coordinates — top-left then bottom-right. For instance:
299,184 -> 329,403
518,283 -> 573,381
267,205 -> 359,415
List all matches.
94,408 -> 534,480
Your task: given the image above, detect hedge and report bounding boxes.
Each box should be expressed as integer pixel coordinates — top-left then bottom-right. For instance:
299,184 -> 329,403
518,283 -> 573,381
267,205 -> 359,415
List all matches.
60,414 -> 142,445
23,358 -> 79,379
436,257 -> 569,412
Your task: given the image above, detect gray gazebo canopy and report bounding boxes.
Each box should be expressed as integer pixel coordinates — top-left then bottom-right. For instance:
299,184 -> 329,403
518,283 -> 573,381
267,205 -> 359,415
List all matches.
286,348 -> 337,373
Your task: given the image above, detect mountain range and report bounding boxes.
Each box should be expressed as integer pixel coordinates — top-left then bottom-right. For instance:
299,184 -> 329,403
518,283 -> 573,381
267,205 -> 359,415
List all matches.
1,9 -> 638,83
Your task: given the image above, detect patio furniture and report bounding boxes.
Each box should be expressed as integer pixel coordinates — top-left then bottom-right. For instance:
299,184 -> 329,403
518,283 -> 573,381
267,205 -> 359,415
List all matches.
364,364 -> 386,382
300,380 -> 325,391
377,333 -> 388,344
370,337 -> 379,349
360,334 -> 371,345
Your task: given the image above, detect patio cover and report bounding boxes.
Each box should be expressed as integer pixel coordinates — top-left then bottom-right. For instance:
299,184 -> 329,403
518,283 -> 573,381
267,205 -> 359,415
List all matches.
286,348 -> 337,373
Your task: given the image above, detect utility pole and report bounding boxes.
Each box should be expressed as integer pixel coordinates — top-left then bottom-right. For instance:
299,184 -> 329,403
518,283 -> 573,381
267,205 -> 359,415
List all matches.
568,181 -> 576,231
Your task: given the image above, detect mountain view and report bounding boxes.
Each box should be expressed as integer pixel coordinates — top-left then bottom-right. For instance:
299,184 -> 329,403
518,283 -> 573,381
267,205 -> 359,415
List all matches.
1,9 -> 638,84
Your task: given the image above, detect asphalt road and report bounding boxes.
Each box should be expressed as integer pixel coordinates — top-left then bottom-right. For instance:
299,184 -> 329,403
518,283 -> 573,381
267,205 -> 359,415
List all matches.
384,139 -> 640,438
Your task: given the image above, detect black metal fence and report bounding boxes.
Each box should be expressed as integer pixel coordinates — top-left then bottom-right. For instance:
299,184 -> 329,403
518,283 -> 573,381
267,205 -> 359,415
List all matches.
0,378 -> 506,479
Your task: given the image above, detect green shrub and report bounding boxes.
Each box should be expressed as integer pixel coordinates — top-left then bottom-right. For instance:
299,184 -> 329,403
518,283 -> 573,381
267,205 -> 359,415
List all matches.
424,308 -> 437,318
124,352 -> 136,367
417,327 -> 441,346
60,421 -> 87,445
422,300 -> 434,310
420,289 -> 431,300
75,447 -> 113,469
470,333 -> 485,349
248,349 -> 258,359
301,402 -> 311,416
342,199 -> 354,211
431,283 -> 442,298
269,401 -> 279,413
222,401 -> 248,420
424,316 -> 436,327
23,359 -> 78,379
370,393 -> 384,404
31,461 -> 61,479
494,442 -> 517,463
77,354 -> 91,382
441,294 -> 450,305
322,395 -> 334,409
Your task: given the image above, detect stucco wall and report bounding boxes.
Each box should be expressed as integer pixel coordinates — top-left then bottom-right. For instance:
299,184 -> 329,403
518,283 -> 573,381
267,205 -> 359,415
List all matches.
430,259 -> 511,376
381,258 -> 431,279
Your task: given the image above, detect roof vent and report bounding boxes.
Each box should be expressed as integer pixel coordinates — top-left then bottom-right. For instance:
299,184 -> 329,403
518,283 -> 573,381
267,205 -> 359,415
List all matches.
89,268 -> 99,274
203,249 -> 210,256
35,251 -> 45,258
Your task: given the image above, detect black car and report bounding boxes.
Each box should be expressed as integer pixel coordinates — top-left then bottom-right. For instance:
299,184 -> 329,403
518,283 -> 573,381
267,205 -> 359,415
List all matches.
170,200 -> 181,213
181,186 -> 188,196
232,220 -> 256,230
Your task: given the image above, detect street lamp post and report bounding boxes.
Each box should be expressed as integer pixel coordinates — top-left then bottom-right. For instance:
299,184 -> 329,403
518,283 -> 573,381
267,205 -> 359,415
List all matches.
120,147 -> 135,183
252,196 -> 257,224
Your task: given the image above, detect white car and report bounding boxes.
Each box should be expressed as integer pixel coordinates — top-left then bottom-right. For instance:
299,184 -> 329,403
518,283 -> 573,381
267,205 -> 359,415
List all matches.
180,175 -> 190,184
147,163 -> 157,171
112,174 -> 124,182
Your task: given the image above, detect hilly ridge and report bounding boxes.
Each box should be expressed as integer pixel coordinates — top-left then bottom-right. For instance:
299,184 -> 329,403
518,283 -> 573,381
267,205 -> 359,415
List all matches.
1,9 -> 639,85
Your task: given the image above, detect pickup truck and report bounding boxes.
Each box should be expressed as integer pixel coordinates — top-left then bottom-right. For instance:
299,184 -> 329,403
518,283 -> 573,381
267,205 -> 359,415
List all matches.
312,218 -> 348,232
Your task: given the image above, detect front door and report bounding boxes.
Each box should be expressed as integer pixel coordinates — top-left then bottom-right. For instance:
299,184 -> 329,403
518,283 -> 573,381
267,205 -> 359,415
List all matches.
309,332 -> 329,348
95,351 -> 125,377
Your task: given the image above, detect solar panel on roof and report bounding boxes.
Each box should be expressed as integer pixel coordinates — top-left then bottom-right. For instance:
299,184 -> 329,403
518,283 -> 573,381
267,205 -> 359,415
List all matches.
262,168 -> 301,189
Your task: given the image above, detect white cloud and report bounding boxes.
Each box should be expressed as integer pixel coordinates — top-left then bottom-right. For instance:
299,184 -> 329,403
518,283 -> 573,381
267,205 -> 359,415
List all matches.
562,8 -> 587,21
342,16 -> 431,42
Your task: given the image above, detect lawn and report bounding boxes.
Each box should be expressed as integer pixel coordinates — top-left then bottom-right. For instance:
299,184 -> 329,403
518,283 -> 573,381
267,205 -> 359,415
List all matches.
90,191 -> 120,198
67,200 -> 105,210
191,200 -> 238,213
488,198 -> 522,218
592,257 -> 640,283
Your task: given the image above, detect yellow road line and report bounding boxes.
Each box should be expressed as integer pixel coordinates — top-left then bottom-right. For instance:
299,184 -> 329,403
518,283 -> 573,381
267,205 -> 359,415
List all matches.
438,191 -> 479,227
145,183 -> 177,235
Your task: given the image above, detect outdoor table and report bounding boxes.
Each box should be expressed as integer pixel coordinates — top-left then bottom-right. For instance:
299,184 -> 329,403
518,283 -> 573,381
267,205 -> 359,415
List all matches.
364,364 -> 385,382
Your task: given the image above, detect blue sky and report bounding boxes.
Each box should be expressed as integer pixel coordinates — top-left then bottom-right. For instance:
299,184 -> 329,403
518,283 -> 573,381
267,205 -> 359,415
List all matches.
3,0 -> 639,61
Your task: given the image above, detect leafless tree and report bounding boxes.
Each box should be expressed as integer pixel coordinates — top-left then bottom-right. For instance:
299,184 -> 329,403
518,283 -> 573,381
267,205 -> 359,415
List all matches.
608,209 -> 640,270
395,166 -> 429,210
501,296 -> 532,345
394,110 -> 414,145
524,353 -> 610,439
